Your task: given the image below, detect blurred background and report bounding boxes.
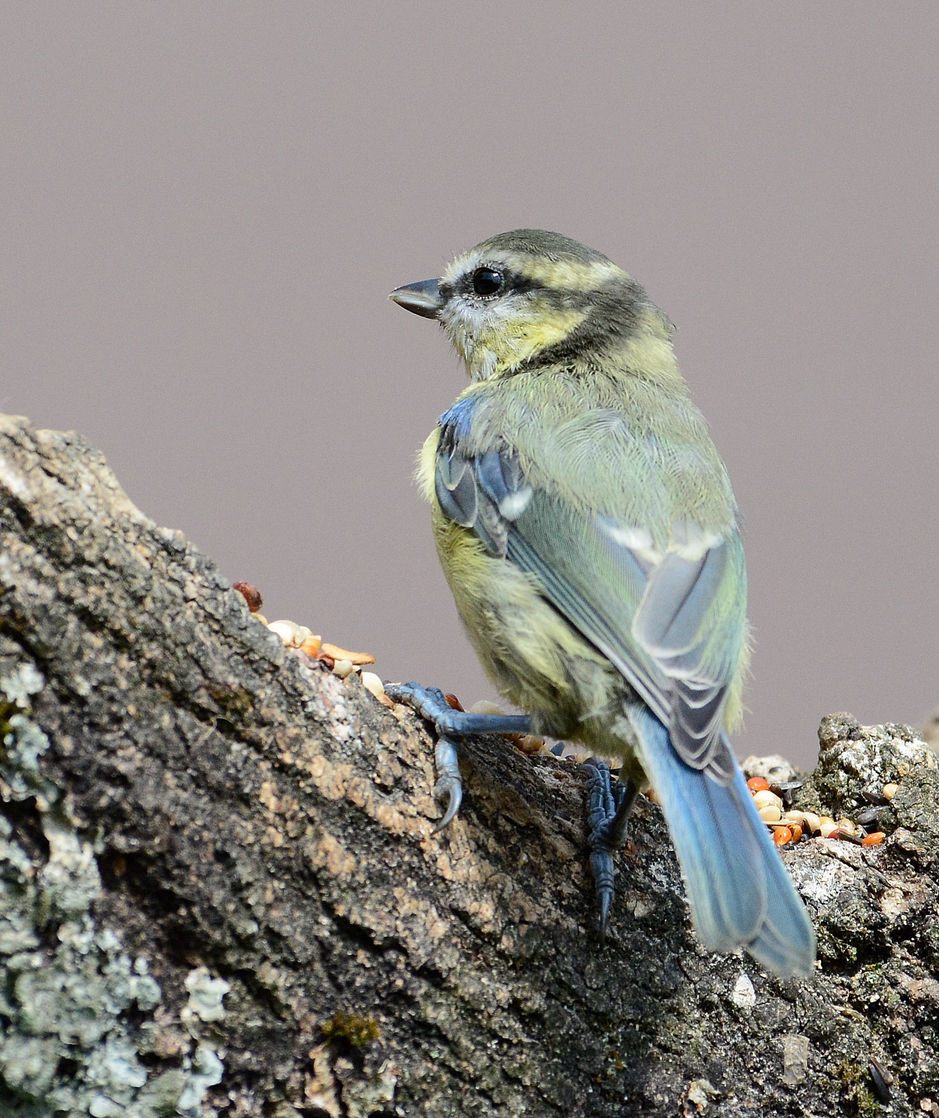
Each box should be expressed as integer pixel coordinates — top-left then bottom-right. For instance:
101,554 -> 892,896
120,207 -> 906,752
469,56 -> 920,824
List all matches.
1,4 -> 936,768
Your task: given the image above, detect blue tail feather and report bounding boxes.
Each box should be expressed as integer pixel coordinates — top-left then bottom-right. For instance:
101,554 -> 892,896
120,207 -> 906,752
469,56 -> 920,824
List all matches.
629,705 -> 816,977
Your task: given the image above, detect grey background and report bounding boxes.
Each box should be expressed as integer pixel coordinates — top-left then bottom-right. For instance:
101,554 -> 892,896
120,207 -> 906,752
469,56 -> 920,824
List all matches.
2,4 -> 936,768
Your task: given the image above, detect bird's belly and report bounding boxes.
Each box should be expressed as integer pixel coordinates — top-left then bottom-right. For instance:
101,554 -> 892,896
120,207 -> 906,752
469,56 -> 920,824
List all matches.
433,514 -> 644,774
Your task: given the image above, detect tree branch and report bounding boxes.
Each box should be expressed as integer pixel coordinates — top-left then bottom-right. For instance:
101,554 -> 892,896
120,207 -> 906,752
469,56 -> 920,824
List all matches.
1,413 -> 936,1117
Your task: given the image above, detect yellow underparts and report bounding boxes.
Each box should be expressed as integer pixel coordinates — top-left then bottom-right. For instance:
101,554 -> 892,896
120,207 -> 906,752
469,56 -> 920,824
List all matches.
427,500 -> 647,783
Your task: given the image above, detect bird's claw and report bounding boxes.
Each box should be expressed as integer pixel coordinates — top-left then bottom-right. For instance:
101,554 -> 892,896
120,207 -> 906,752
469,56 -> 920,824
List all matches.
433,736 -> 462,830
580,758 -> 640,937
385,680 -> 532,830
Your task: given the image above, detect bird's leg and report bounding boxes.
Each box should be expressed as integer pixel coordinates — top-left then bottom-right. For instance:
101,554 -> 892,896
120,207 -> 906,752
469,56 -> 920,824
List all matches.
581,760 -> 640,936
384,682 -> 532,830
389,684 -> 640,934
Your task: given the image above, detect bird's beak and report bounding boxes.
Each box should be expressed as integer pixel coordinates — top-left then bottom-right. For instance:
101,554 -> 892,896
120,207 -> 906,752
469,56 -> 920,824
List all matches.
389,278 -> 444,319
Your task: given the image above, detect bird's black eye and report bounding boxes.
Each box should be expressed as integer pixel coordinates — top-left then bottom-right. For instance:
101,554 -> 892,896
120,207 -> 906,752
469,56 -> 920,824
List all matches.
471,267 -> 504,297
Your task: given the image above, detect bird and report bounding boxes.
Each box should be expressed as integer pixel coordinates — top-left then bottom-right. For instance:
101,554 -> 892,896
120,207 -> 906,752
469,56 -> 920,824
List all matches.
387,228 -> 816,978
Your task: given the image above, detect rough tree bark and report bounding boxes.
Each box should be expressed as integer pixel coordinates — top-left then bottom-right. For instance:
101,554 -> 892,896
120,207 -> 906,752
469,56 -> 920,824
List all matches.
1,413 -> 938,1118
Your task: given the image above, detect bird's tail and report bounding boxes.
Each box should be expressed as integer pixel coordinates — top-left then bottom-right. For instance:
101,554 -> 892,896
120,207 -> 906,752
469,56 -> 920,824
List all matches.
629,705 -> 816,977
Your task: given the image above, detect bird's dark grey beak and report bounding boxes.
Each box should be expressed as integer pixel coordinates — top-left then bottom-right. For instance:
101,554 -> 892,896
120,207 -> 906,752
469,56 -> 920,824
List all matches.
389,278 -> 444,319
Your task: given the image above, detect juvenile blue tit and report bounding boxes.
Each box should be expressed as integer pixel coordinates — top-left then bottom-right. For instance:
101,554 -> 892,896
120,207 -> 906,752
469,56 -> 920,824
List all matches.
388,229 -> 815,977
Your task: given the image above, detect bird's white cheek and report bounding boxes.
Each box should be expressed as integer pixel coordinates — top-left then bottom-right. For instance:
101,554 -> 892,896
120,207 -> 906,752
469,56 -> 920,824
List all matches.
440,302 -> 503,378
439,304 -> 476,361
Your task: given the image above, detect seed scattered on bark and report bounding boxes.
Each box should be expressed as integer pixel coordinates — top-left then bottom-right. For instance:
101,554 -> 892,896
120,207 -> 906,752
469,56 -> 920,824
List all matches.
233,580 -> 263,612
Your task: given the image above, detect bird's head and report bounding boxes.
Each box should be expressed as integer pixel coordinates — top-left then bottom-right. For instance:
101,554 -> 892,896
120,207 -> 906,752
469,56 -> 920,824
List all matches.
391,229 -> 676,384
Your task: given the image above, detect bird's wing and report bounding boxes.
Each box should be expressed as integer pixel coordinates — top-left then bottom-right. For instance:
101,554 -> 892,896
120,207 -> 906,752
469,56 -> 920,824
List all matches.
435,421 -> 745,781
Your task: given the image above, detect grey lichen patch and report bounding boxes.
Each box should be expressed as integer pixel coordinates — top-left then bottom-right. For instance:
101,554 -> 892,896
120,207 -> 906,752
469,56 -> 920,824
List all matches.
0,815 -> 165,1116
36,809 -> 102,922
0,658 -> 228,1117
1,714 -> 53,801
184,966 -> 231,1025
0,663 -> 45,709
0,664 -> 52,801
176,1045 -> 225,1115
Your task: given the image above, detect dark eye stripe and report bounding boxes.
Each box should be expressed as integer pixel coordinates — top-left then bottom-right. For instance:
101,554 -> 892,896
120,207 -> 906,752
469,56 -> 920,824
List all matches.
454,266 -> 537,300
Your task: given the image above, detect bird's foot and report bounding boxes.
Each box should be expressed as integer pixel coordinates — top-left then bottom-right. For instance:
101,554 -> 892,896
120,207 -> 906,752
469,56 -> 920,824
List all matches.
384,681 -> 532,830
580,759 -> 640,937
